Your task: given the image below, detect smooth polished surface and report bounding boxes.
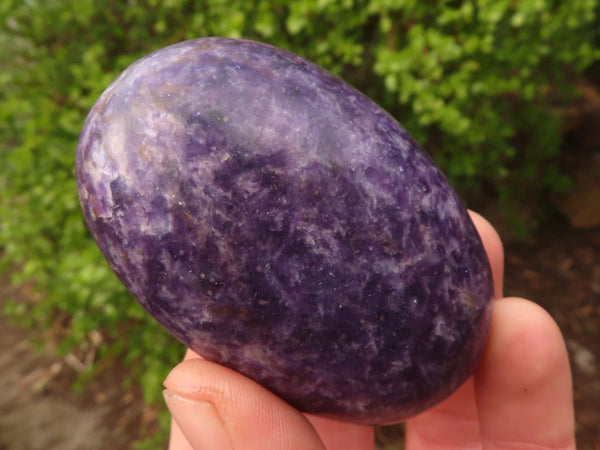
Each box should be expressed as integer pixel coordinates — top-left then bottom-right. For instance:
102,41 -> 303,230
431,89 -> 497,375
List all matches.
76,38 -> 494,424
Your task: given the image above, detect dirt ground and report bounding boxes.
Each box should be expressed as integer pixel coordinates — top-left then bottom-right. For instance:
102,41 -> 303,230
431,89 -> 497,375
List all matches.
0,215 -> 598,449
0,277 -> 157,450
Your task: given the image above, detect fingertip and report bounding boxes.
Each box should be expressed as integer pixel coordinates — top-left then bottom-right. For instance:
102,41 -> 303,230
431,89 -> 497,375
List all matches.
164,389 -> 233,450
478,298 -> 568,378
468,210 -> 504,298
163,358 -> 214,395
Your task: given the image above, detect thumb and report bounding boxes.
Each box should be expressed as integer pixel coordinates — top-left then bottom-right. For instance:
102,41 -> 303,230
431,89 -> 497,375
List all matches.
164,357 -> 326,450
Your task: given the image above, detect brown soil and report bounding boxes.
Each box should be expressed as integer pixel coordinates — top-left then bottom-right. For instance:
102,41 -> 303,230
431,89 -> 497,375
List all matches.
0,279 -> 155,450
503,219 -> 600,448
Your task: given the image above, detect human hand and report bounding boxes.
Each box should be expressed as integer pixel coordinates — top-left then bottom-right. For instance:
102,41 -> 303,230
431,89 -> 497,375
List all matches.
163,212 -> 575,450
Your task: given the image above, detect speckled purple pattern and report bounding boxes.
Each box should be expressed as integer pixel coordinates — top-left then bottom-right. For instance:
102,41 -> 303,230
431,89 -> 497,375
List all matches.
76,38 -> 493,424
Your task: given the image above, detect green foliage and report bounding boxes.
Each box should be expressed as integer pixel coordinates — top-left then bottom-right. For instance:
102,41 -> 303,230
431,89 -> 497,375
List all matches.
372,0 -> 597,204
0,0 -> 598,444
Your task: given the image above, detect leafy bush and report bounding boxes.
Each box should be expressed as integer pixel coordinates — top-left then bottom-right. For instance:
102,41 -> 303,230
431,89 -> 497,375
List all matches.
1,0 -> 598,444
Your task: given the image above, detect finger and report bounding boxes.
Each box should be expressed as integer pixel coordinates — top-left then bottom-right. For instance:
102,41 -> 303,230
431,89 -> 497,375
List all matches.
169,349 -> 373,449
167,349 -> 204,450
468,210 -> 504,298
168,413 -> 195,450
405,211 -> 505,448
475,297 -> 575,449
164,358 -> 326,450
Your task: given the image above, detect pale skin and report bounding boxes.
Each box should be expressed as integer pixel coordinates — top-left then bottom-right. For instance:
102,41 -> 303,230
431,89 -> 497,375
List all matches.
163,211 -> 576,450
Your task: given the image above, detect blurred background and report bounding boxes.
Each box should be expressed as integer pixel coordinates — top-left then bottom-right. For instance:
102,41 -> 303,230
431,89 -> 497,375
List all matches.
1,1 -> 598,448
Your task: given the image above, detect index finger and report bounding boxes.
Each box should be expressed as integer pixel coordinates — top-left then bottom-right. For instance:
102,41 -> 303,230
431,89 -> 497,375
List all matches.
468,210 -> 504,299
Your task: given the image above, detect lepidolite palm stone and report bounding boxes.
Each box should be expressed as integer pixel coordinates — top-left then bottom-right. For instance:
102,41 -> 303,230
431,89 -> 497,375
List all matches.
76,38 -> 494,424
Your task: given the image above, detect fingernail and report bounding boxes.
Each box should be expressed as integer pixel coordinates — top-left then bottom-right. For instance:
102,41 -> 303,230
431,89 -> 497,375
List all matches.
163,390 -> 233,450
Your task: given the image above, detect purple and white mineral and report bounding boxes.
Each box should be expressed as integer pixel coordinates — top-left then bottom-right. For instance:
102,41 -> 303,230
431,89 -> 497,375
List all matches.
76,37 -> 494,425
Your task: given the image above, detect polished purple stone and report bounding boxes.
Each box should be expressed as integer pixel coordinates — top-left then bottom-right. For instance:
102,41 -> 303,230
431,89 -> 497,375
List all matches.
76,38 -> 494,424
